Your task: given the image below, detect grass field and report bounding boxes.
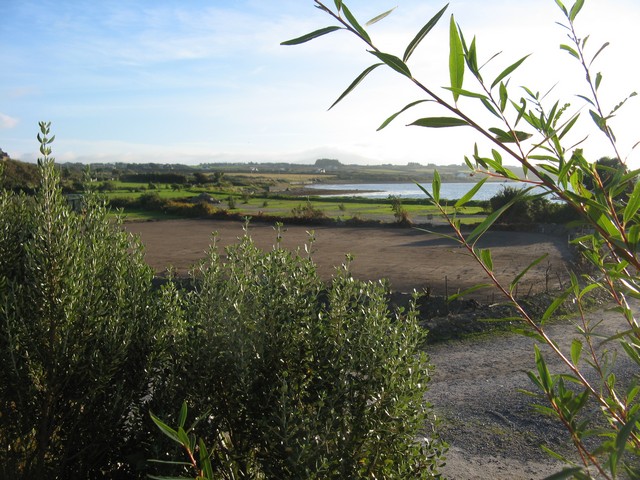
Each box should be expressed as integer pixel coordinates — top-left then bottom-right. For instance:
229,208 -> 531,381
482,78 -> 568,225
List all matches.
100,181 -> 487,225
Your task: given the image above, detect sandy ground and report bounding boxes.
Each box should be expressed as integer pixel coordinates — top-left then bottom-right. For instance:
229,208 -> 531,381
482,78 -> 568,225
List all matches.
122,218 -> 626,479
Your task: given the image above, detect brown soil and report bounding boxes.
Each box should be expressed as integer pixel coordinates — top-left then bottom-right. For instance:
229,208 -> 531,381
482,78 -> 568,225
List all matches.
123,218 -> 625,479
124,218 -> 572,300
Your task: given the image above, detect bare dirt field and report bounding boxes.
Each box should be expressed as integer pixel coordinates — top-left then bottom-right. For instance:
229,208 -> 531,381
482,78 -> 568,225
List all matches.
124,219 -> 632,479
124,218 -> 573,299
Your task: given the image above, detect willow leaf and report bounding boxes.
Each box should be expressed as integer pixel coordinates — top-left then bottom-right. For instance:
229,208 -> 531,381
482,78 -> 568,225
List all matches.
369,50 -> 412,77
377,99 -> 430,131
281,26 -> 342,45
409,117 -> 468,128
432,171 -> 441,204
403,3 -> 449,62
466,201 -> 512,244
510,253 -> 548,293
624,180 -> 640,225
560,44 -> 579,59
490,54 -> 530,89
569,0 -> 585,21
589,42 -> 609,66
449,15 -> 464,102
366,7 -> 396,26
342,4 -> 371,44
329,63 -> 382,110
454,177 -> 487,208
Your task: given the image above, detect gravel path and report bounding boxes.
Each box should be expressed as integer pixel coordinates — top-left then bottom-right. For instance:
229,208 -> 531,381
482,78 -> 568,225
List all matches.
430,300 -> 638,479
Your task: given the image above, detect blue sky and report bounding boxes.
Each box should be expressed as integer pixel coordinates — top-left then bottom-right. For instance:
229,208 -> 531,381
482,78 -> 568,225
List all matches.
1,0 -> 639,166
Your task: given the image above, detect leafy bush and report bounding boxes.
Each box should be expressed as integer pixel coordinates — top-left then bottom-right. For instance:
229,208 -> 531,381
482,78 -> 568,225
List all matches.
149,234 -> 444,479
291,200 -> 327,220
389,195 -> 411,225
0,123 -> 179,478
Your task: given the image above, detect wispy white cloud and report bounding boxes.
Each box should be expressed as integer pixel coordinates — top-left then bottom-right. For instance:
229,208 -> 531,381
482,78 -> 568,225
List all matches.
0,113 -> 19,129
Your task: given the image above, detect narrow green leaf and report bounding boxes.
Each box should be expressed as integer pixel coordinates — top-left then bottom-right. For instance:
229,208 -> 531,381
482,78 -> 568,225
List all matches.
623,180 -> 640,225
612,412 -> 640,476
366,7 -> 396,26
589,42 -> 610,66
570,339 -> 583,366
569,0 -> 584,22
593,72 -> 603,91
560,44 -> 579,59
409,117 -> 468,128
510,253 -> 549,292
443,87 -> 488,100
466,36 -> 481,79
569,0 -> 585,21
369,50 -> 412,77
449,15 -> 465,102
481,97 -> 501,118
177,427 -> 190,448
577,94 -> 595,107
178,401 -> 188,429
554,0 -> 568,16
559,114 -> 580,139
377,99 -> 430,131
499,82 -> 508,112
488,127 -> 533,143
199,438 -> 214,479
342,4 -> 371,44
329,63 -> 382,110
466,200 -> 516,244
542,287 -> 571,323
478,248 -> 493,270
447,283 -> 492,302
281,26 -> 342,46
403,3 -> 449,62
491,54 -> 530,89
334,0 -> 343,12
432,171 -> 441,204
150,412 -> 181,444
534,345 -> 554,393
455,177 -> 487,208
589,109 -> 608,132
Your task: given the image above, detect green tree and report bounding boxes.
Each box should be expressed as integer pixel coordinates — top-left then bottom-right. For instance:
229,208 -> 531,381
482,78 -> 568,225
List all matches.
285,1 -> 640,477
0,123 -> 179,478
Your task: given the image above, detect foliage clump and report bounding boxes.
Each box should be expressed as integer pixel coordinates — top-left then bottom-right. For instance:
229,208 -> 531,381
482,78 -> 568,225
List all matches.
150,235 -> 443,479
0,123 -> 180,478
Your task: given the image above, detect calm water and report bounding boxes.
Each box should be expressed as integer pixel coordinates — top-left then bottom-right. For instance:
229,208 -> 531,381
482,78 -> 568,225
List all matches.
307,182 -> 544,201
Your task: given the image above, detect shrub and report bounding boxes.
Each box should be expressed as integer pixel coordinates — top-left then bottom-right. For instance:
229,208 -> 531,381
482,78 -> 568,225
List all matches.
389,195 -> 411,225
0,123 -> 179,478
149,234 -> 444,478
291,200 -> 327,220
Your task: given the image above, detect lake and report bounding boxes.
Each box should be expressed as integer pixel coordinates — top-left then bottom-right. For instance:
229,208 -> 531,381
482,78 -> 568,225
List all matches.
307,182 -> 540,201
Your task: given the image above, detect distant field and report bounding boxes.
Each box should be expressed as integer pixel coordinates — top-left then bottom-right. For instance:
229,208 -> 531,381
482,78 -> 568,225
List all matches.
99,176 -> 487,225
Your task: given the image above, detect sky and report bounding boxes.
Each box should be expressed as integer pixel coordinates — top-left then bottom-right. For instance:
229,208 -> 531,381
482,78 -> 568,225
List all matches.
1,0 -> 639,167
